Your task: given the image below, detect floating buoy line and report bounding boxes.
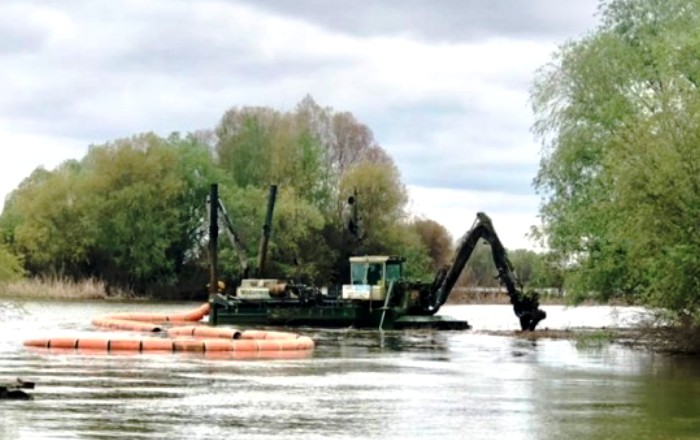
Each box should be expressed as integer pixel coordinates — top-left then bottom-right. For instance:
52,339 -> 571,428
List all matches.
24,303 -> 315,359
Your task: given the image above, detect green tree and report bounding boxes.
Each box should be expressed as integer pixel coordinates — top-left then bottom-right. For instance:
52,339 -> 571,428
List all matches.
509,249 -> 538,285
216,96 -> 390,220
0,244 -> 23,283
338,161 -> 408,251
82,133 -> 218,293
411,218 -> 454,272
216,107 -> 277,188
7,161 -> 95,277
532,0 -> 700,319
1,132 -> 218,295
268,188 -> 335,284
459,241 -> 501,288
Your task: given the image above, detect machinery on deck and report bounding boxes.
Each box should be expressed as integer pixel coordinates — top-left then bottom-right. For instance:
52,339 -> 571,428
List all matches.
207,184 -> 546,331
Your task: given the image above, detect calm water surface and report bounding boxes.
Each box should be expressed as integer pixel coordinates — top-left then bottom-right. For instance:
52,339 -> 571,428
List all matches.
1,300 -> 699,440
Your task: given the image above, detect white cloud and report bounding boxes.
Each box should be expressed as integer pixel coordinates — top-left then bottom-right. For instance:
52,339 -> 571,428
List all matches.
0,128 -> 88,206
407,185 -> 541,250
0,0 -> 600,250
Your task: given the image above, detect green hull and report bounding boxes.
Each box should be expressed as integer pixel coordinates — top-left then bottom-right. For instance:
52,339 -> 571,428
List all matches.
209,297 -> 469,330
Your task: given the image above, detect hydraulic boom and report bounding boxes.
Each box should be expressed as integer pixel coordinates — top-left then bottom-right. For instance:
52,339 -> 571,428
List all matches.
425,212 -> 546,330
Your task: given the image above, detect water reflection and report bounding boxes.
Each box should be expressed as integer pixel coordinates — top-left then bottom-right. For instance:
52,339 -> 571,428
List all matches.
1,300 -> 699,439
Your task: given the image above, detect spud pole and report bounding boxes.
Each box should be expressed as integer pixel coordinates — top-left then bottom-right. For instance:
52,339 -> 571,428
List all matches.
209,183 -> 219,296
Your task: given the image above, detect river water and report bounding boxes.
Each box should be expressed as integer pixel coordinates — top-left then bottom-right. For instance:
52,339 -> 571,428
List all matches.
1,300 -> 699,440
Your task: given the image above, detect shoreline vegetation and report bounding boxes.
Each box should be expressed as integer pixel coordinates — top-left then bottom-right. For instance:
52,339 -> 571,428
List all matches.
0,277 -> 573,304
0,277 -> 136,301
481,326 -> 700,356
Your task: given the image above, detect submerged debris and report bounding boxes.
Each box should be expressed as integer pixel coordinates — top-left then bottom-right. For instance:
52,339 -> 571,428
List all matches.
1,378 -> 34,400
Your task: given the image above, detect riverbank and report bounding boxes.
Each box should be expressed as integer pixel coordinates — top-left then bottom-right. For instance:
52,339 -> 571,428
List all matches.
0,278 -> 133,300
3,278 -> 569,304
480,326 -> 700,355
447,290 -> 588,306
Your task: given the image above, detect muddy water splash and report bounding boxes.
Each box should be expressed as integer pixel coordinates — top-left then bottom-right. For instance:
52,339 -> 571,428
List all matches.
2,300 -> 700,440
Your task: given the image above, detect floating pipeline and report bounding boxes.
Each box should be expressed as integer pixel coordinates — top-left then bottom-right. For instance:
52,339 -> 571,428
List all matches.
165,326 -> 308,341
24,303 -> 315,358
90,302 -> 211,332
23,333 -> 315,352
91,317 -> 163,333
167,326 -> 241,339
23,346 -> 314,361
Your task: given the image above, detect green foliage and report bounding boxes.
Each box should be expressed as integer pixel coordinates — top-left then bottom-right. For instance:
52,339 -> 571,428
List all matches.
8,161 -> 94,276
575,330 -> 616,349
389,226 -> 433,280
216,185 -> 268,278
456,241 -> 565,291
1,132 -> 217,294
339,161 -> 408,249
216,108 -> 277,188
82,134 -> 206,290
509,249 -> 566,290
460,241 -> 500,287
528,251 -> 566,291
532,0 -> 700,315
411,218 -> 454,272
0,244 -> 23,282
0,96 -> 456,297
268,188 -> 335,284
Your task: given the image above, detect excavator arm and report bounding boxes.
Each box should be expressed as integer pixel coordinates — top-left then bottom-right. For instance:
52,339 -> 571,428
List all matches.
425,212 -> 546,331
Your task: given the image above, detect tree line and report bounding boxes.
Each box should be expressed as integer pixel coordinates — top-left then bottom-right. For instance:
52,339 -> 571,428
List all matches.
0,96 -> 562,298
532,0 -> 700,323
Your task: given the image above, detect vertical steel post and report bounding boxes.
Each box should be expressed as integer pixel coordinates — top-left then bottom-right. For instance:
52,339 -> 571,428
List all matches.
256,184 -> 277,278
208,184 -> 219,296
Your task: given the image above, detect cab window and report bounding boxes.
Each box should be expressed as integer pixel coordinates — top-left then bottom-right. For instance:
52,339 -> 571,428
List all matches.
386,262 -> 402,282
366,263 -> 383,285
351,263 -> 367,285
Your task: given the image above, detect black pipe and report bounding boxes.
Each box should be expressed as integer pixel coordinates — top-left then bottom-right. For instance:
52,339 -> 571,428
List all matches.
208,184 -> 219,296
256,185 -> 278,278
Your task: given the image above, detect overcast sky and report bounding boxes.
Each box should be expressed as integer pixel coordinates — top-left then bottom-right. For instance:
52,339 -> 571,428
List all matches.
0,0 -> 601,249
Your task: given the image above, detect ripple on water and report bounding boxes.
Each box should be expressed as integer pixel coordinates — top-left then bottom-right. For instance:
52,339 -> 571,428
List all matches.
1,301 -> 699,440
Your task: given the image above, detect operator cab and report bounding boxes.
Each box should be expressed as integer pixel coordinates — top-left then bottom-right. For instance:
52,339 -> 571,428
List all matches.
343,256 -> 404,301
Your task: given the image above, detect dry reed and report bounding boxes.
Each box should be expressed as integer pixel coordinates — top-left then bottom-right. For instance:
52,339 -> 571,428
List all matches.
0,277 -> 133,300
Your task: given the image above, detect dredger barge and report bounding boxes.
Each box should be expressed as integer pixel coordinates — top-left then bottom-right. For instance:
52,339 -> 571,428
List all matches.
206,185 -> 546,331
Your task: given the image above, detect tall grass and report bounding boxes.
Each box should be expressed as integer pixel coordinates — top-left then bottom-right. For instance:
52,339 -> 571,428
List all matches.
0,277 -> 134,300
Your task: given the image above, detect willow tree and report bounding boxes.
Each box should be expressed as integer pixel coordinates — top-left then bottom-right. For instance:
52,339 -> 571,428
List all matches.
532,0 -> 700,319
0,244 -> 23,283
339,161 -> 408,250
215,96 -> 390,217
214,97 -> 413,281
411,218 -> 453,273
4,161 -> 95,277
81,133 -> 219,292
1,132 -> 219,294
336,160 -> 433,278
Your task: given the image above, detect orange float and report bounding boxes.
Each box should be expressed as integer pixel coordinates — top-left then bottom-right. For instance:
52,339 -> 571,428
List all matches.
90,303 -> 211,331
24,334 -> 315,353
24,303 -> 315,358
167,326 -> 241,339
91,317 -> 162,333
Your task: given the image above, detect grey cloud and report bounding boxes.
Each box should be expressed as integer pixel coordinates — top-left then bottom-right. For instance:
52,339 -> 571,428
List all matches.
238,0 -> 600,42
0,0 -> 582,202
366,95 -> 539,194
406,164 -> 536,195
0,8 -> 49,54
369,96 -> 534,156
0,0 -> 358,142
